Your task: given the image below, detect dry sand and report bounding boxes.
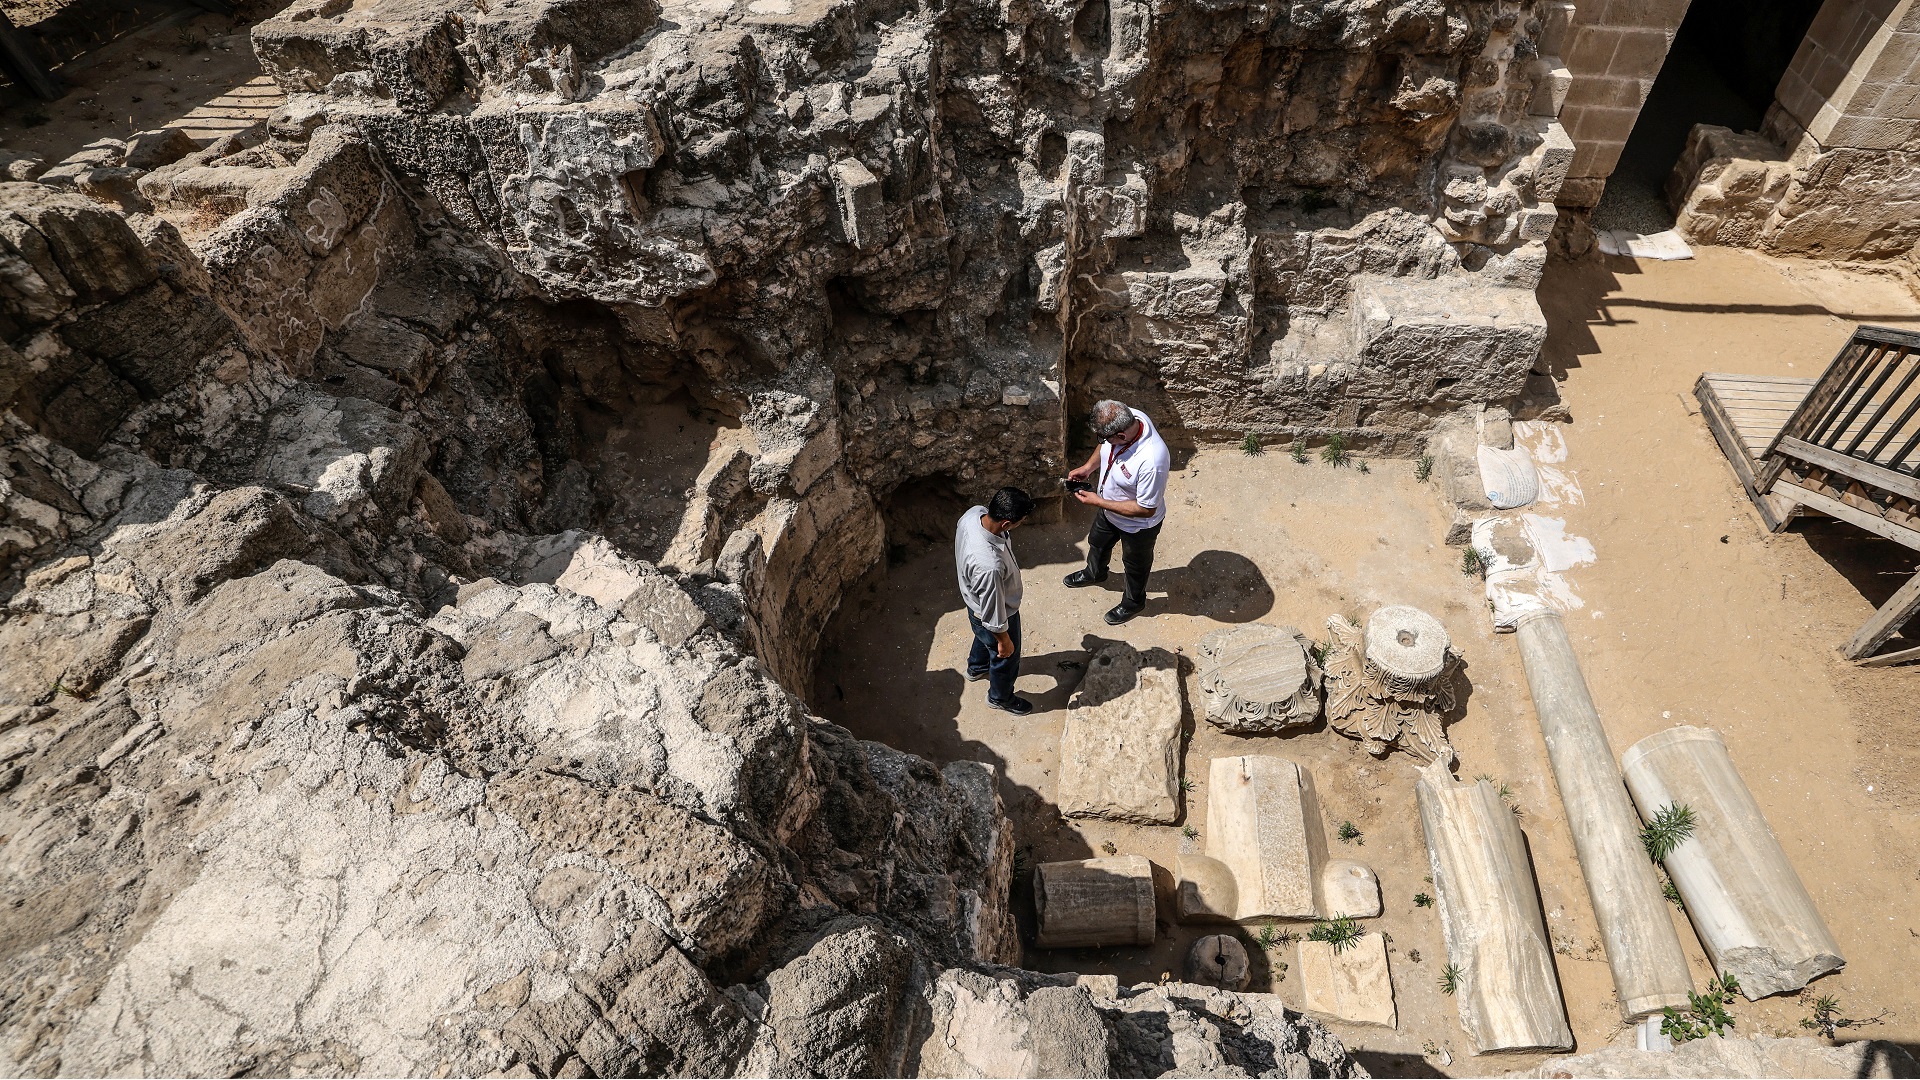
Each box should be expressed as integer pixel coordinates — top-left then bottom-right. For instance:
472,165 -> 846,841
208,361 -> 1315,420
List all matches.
0,2 -> 273,165
817,246 -> 1920,1075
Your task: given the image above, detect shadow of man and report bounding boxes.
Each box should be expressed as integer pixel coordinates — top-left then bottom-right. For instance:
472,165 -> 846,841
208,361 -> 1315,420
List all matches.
1147,549 -> 1275,622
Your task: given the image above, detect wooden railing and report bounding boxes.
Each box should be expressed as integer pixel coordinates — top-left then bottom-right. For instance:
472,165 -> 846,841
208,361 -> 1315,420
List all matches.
1759,326 -> 1920,660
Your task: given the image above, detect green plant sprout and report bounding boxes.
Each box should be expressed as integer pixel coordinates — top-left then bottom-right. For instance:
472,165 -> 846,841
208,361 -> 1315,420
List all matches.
1241,432 -> 1263,455
1439,963 -> 1462,995
1321,434 -> 1350,467
1640,803 -> 1698,862
1660,973 -> 1741,1043
1461,546 -> 1486,578
1308,916 -> 1364,953
1414,454 -> 1434,482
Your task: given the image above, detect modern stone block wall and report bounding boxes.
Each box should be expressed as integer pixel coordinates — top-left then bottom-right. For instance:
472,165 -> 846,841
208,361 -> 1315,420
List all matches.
1670,0 -> 1920,260
1768,0 -> 1919,151
1555,0 -> 1689,207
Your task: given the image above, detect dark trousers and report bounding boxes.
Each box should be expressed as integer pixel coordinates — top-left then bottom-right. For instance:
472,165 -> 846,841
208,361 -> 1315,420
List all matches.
1086,514 -> 1161,610
967,611 -> 1023,704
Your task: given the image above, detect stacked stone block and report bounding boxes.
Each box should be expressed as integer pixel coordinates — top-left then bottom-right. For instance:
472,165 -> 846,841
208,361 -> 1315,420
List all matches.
1556,0 -> 1688,208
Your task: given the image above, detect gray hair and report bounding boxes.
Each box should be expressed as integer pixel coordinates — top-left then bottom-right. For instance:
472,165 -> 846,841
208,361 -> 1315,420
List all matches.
1089,399 -> 1137,439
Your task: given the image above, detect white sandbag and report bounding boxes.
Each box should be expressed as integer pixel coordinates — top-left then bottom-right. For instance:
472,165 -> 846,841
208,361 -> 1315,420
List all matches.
1477,444 -> 1540,509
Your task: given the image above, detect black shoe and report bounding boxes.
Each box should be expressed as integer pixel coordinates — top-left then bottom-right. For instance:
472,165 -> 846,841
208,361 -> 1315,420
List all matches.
1104,603 -> 1144,625
1063,569 -> 1108,588
987,695 -> 1035,715
965,669 -> 988,682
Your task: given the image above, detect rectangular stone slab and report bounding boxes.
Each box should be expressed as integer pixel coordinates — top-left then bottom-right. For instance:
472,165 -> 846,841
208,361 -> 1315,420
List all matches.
1297,932 -> 1396,1028
1206,755 -> 1326,919
1059,642 -> 1183,824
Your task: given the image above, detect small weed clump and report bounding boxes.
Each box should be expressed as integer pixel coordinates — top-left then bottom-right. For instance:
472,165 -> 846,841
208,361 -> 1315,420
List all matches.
1179,776 -> 1195,792
1439,963 -> 1463,995
1640,803 -> 1698,862
1660,974 -> 1741,1043
1461,546 -> 1486,578
1414,454 -> 1434,482
1321,434 -> 1350,467
1308,916 -> 1363,953
1413,892 -> 1434,909
1799,993 -> 1884,1039
1336,820 -> 1363,845
1290,440 -> 1310,464
1662,878 -> 1684,907
1241,432 -> 1264,456
1181,824 -> 1199,840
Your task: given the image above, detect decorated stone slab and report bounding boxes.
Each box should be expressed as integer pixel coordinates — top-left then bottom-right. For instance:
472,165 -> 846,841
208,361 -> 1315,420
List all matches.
1195,624 -> 1323,734
1323,605 -> 1461,761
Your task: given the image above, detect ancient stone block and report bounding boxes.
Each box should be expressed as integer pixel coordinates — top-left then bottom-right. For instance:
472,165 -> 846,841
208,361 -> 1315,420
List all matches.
1298,933 -> 1396,1028
1207,755 -> 1326,920
1528,59 -> 1572,117
1350,275 -> 1547,406
1174,854 -> 1239,921
1033,856 -> 1156,948
1318,860 -> 1380,920
122,127 -> 198,172
830,158 -> 884,250
1533,119 -> 1576,203
1668,125 -> 1794,248
1196,624 -> 1323,734
1059,642 -> 1183,824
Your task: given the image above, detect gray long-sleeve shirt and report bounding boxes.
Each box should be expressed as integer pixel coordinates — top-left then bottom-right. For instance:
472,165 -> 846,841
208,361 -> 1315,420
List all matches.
954,505 -> 1022,633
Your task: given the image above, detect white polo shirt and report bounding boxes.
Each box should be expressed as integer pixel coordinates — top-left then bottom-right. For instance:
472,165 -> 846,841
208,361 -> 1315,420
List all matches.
1098,408 -> 1170,533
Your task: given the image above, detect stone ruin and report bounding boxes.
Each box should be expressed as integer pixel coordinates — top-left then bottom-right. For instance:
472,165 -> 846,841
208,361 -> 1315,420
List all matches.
0,0 -> 1589,1071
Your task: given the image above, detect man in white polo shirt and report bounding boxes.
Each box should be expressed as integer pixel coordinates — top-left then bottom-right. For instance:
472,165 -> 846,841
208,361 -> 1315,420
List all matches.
1063,399 -> 1170,625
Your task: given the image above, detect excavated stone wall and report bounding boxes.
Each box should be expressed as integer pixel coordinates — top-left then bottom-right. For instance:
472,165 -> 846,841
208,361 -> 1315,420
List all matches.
0,0 -> 1590,1072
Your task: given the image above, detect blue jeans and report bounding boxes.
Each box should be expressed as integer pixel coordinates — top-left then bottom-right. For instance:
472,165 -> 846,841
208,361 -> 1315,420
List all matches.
967,611 -> 1023,704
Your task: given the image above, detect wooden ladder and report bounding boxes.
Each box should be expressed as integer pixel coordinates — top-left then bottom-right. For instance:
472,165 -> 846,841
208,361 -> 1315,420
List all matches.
1758,326 -> 1920,663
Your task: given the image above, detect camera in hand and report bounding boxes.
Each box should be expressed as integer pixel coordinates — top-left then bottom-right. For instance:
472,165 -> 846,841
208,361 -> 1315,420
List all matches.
1064,478 -> 1096,494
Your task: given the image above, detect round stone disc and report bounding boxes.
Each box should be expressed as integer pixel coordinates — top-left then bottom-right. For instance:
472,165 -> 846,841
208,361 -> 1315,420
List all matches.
1212,626 -> 1309,702
1364,605 -> 1449,682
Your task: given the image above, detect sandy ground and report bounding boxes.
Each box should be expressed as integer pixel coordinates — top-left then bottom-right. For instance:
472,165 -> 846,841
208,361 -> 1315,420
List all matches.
0,1 -> 275,165
817,245 -> 1920,1076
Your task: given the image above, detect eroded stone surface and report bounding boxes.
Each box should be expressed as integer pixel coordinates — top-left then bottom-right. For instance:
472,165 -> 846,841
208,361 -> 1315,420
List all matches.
1207,755 -> 1326,920
1058,642 -> 1184,824
1196,623 -> 1322,734
1,0 -> 1577,1063
1298,933 -> 1398,1029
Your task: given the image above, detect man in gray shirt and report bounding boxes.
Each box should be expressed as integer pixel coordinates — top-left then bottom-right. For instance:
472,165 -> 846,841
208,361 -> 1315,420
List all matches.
955,487 -> 1036,715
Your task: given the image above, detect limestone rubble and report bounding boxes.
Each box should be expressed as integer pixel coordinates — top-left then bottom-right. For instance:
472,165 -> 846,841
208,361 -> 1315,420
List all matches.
3,0 -> 1584,1071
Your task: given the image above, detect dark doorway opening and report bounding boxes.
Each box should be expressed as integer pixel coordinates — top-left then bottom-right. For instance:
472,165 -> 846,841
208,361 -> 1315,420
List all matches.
1593,0 -> 1826,233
